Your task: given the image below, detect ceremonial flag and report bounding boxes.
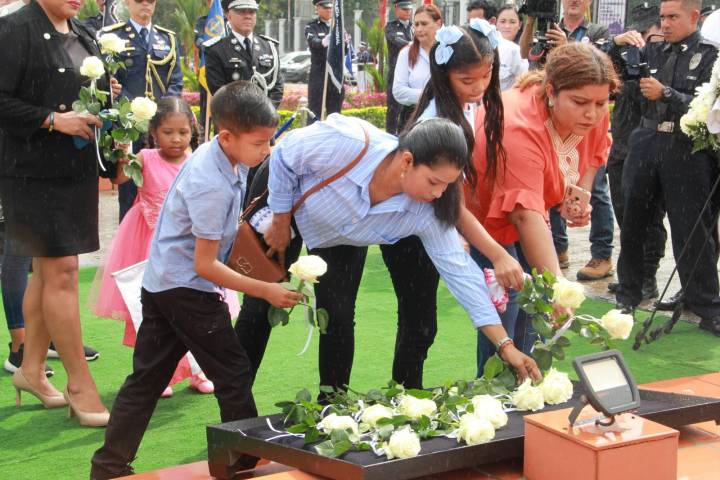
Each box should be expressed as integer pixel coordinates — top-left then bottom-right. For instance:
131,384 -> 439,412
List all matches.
102,0 -> 119,28
198,0 -> 226,92
326,0 -> 345,94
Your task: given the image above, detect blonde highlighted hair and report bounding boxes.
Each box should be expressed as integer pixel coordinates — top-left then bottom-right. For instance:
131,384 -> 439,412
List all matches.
515,42 -> 619,98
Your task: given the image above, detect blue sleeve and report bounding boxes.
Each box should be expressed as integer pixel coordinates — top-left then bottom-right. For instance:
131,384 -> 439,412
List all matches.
417,216 -> 502,329
182,177 -> 234,240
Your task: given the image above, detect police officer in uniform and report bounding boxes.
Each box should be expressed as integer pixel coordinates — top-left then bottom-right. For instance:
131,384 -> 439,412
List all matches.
606,4 -> 666,300
612,0 -> 720,336
305,0 -> 343,119
384,0 -> 413,135
101,0 -> 183,222
205,0 -> 283,107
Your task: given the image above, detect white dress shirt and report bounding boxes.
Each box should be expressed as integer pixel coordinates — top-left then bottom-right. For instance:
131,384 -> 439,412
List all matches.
392,45 -> 432,106
497,38 -> 528,91
268,114 -> 501,329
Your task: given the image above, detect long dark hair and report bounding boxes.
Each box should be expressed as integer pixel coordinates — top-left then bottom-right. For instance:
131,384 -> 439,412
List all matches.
398,118 -> 469,227
407,25 -> 506,190
408,4 -> 443,68
147,96 -> 199,150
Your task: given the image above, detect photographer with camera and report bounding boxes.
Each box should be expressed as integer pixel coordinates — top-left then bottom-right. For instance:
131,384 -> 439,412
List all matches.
606,4 -> 665,301
611,0 -> 720,336
519,0 -> 609,64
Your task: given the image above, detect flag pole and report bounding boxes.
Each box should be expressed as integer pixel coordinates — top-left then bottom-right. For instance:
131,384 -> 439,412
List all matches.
320,1 -> 339,121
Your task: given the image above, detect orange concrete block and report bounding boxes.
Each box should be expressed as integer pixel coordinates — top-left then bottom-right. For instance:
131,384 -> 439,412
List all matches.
524,409 -> 679,480
99,178 -> 114,191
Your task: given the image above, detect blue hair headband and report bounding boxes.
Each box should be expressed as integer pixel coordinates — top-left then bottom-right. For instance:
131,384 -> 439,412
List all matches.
434,18 -> 499,66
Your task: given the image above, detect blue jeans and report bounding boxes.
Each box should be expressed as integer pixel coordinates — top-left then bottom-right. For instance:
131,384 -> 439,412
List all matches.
550,167 -> 615,259
471,244 -> 537,378
1,247 -> 31,331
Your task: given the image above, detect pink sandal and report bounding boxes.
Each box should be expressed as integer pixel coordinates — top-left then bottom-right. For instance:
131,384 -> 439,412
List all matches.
160,386 -> 173,398
188,373 -> 214,394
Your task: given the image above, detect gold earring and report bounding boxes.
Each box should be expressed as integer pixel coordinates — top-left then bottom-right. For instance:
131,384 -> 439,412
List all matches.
400,171 -> 405,179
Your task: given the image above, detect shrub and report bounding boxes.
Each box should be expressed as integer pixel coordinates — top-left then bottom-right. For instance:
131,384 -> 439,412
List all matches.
276,106 -> 387,134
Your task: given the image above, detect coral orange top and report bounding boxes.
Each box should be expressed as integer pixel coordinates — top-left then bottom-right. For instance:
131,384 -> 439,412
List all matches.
466,85 -> 611,246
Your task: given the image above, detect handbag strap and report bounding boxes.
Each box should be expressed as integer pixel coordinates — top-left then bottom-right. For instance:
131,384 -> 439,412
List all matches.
239,124 -> 370,222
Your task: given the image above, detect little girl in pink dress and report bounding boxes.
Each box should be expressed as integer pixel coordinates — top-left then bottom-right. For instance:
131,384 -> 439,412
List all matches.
91,98 -> 239,396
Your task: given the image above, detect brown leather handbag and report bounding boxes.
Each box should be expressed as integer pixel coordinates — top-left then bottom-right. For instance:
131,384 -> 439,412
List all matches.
226,126 -> 370,282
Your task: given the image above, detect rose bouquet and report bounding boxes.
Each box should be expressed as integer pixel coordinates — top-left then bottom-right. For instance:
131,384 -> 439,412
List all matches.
268,255 -> 330,354
72,33 -> 157,186
680,54 -> 720,154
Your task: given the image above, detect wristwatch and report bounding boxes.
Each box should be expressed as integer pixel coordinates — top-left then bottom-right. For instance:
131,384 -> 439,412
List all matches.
662,86 -> 673,99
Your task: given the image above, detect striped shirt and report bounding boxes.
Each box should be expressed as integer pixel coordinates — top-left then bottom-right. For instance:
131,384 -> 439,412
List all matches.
268,114 -> 500,329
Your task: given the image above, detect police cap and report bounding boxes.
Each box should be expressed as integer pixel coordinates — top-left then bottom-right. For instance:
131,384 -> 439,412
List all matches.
628,3 -> 659,33
313,0 -> 333,7
394,0 -> 414,9
224,0 -> 258,11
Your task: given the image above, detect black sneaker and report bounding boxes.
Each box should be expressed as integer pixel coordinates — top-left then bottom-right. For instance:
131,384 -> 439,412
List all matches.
47,342 -> 100,361
699,316 -> 720,336
4,343 -> 55,377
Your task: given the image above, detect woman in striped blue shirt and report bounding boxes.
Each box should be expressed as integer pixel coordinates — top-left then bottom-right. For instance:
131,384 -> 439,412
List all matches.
252,114 -> 541,393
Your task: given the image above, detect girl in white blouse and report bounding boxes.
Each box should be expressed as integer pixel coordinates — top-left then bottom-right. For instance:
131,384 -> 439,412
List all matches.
391,3 -> 442,131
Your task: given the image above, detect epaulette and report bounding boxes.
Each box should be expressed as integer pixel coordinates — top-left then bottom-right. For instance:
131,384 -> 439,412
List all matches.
100,22 -> 124,32
203,36 -> 223,48
154,25 -> 176,36
259,34 -> 279,44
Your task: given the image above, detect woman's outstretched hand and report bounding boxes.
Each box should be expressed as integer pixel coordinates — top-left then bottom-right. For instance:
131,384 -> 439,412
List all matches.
501,345 -> 542,383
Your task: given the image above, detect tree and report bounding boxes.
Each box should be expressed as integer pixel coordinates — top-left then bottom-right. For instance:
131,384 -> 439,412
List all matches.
172,0 -> 209,67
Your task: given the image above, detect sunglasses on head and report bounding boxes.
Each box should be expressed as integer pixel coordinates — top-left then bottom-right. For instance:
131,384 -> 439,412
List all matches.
133,0 -> 156,4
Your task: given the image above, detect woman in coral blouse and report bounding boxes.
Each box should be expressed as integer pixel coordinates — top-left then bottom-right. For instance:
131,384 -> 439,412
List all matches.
467,42 -> 617,374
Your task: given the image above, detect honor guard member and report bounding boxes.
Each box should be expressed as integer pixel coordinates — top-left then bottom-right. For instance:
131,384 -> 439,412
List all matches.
611,0 -> 720,336
194,0 -> 215,129
205,0 -> 283,107
84,0 -> 119,36
102,0 -> 183,222
384,0 -> 413,135
305,0 -> 343,119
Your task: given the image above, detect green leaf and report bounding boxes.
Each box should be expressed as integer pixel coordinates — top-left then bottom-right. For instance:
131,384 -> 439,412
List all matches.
305,305 -> 316,327
550,343 -> 565,360
482,354 -> 504,380
79,88 -> 91,104
295,388 -> 312,403
333,440 -> 352,457
555,335 -> 571,347
495,367 -> 517,390
128,129 -> 140,142
130,167 -> 144,188
268,307 -> 289,328
533,348 -> 553,371
314,440 -> 337,458
72,100 -> 87,113
531,316 -> 554,339
405,388 -> 433,399
304,427 -> 320,444
316,308 -> 329,334
319,385 -> 335,394
87,101 -> 102,115
287,424 -> 308,434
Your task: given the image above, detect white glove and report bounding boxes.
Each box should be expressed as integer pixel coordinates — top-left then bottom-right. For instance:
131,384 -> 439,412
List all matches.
321,35 -> 330,47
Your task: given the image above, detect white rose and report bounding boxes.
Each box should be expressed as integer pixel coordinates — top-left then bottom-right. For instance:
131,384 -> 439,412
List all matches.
384,426 -> 421,459
98,33 -> 127,54
360,404 -> 394,428
512,379 -> 545,412
457,413 -> 495,445
540,368 -> 574,405
470,394 -> 508,429
79,56 -> 105,80
599,309 -> 634,340
288,255 -> 328,283
681,111 -> 699,134
317,413 -> 358,434
552,278 -> 586,309
130,96 -> 158,122
448,386 -> 459,397
398,395 -> 437,420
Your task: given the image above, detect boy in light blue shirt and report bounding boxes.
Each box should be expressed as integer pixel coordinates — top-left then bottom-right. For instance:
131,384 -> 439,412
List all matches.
91,82 -> 301,480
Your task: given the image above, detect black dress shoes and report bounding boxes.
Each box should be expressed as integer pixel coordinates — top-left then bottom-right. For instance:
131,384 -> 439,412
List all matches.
615,303 -> 636,315
699,316 -> 720,336
608,279 -> 658,299
608,282 -> 619,293
655,290 -> 683,311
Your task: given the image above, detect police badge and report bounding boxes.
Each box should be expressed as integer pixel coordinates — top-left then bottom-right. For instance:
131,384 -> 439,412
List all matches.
689,52 -> 702,70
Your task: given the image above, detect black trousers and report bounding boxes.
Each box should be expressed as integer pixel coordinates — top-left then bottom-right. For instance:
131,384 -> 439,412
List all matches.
607,151 -> 667,278
91,288 -> 258,479
617,128 -> 720,317
385,74 -> 402,135
235,236 -> 439,392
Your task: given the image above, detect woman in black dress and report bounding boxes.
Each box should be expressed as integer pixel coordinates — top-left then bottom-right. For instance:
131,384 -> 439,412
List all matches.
0,0 -> 115,426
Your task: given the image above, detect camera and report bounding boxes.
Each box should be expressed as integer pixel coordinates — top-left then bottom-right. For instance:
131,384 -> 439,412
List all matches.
520,0 -> 559,62
623,45 -> 651,80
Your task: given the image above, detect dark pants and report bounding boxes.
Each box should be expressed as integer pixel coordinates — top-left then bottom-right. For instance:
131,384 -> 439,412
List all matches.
471,243 -> 536,377
385,78 -> 402,135
235,236 -> 439,392
91,288 -> 258,479
617,128 -> 720,317
308,72 -> 344,120
607,151 -> 667,279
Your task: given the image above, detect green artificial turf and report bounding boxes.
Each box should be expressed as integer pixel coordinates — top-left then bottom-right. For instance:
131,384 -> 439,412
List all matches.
0,246 -> 718,479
